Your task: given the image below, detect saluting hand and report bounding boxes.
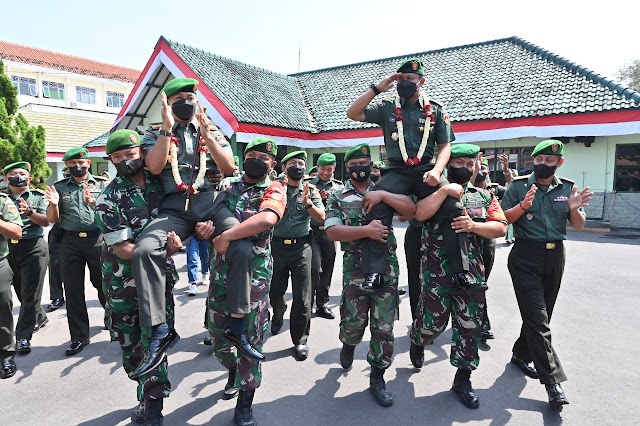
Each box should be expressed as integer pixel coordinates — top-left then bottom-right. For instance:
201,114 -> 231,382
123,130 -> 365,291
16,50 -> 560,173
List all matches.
160,92 -> 175,130
17,198 -> 30,215
82,183 -> 95,205
367,219 -> 389,243
568,186 -> 593,210
376,73 -> 403,93
44,185 -> 59,206
521,184 -> 537,210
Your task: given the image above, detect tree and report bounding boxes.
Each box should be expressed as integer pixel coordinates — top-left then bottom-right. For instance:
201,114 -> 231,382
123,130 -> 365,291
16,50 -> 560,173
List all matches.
616,60 -> 640,92
0,59 -> 51,182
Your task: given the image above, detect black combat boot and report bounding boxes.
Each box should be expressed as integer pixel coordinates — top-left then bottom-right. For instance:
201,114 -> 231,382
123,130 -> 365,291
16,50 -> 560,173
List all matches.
234,389 -> 256,426
144,398 -> 163,426
340,344 -> 356,370
224,368 -> 239,399
452,368 -> 479,409
369,366 -> 393,407
410,342 -> 424,369
132,401 -> 145,424
545,383 -> 569,410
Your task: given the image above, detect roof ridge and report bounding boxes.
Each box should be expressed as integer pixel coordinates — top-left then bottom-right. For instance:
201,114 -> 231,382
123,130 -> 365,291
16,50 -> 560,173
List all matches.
164,37 -> 296,80
0,39 -> 140,74
511,36 -> 640,104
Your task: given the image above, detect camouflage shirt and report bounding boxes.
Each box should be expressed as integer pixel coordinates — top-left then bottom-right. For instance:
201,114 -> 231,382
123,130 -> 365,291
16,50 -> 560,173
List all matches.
325,180 -> 399,281
213,176 -> 287,305
94,172 -> 164,295
422,183 -> 507,285
0,193 -> 22,258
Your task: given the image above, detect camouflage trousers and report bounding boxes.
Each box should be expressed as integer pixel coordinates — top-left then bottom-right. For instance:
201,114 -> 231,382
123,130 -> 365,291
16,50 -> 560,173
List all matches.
104,275 -> 175,401
411,282 -> 486,370
207,279 -> 269,391
339,277 -> 399,370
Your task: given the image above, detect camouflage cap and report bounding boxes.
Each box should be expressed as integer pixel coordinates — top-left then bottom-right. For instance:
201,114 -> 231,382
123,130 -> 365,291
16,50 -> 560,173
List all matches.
344,143 -> 371,163
450,144 -> 480,159
308,166 -> 318,175
2,161 -> 31,175
532,139 -> 564,157
245,137 -> 277,156
317,153 -> 336,166
106,129 -> 141,155
281,150 -> 307,163
62,147 -> 89,162
397,57 -> 425,75
161,77 -> 198,97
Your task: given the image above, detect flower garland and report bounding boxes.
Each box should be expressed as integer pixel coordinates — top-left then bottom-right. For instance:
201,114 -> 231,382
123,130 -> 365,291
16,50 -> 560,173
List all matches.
392,91 -> 435,166
169,134 -> 208,194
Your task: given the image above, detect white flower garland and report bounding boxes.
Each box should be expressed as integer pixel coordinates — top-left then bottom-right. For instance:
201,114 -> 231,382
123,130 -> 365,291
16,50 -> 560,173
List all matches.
169,134 -> 208,194
393,91 -> 435,166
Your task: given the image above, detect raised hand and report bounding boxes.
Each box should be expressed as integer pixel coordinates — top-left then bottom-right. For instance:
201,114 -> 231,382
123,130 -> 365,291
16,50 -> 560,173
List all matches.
521,184 -> 538,210
568,186 -> 593,210
302,183 -> 310,207
44,185 -> 59,206
82,183 -> 95,205
160,92 -> 175,130
17,198 -> 30,215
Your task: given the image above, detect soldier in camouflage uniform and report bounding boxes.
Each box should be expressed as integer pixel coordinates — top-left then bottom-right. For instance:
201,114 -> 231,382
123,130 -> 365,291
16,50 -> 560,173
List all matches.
207,137 -> 286,426
410,144 -> 507,409
95,130 -> 188,425
325,143 -> 416,408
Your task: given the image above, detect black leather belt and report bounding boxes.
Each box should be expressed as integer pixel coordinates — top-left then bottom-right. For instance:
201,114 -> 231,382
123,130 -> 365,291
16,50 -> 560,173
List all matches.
64,229 -> 101,238
273,236 -> 308,245
515,239 -> 563,250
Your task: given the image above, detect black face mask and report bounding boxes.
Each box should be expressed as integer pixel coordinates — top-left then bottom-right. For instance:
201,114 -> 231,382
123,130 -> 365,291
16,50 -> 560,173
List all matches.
286,165 -> 305,181
68,165 -> 88,177
397,80 -> 418,99
475,172 -> 488,182
171,99 -> 197,122
534,163 -> 557,179
370,174 -> 380,183
114,158 -> 144,178
447,166 -> 473,184
243,158 -> 268,179
348,166 -> 371,182
8,175 -> 29,187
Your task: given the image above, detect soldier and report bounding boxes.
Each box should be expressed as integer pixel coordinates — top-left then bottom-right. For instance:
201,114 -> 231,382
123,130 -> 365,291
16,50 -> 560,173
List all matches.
346,57 -> 472,292
307,166 -> 318,179
45,147 -> 108,355
3,162 -> 50,354
326,143 -> 415,407
131,78 -> 255,377
370,161 -> 383,183
307,153 -> 344,319
0,192 -> 23,379
208,137 -> 286,426
95,130 -> 191,425
410,144 -> 507,409
47,167 -> 70,312
269,151 -> 325,361
501,139 -> 592,410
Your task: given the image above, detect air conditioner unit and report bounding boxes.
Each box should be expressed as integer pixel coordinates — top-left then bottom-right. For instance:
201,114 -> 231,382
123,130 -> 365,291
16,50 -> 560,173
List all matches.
70,102 -> 78,108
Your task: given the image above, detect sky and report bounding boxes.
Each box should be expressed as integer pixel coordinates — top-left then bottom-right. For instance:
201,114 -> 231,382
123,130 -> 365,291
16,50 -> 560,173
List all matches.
1,0 -> 639,83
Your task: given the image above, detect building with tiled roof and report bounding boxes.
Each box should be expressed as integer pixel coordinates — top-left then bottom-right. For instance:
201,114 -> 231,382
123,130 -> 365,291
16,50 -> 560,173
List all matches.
113,36 -> 640,228
1,40 -> 140,182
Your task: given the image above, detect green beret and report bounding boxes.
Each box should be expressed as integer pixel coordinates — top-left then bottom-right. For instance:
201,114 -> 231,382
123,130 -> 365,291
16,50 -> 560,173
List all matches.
344,143 -> 371,163
245,137 -> 277,156
281,150 -> 307,164
481,158 -> 489,167
161,77 -> 198,98
397,57 -> 425,75
532,139 -> 564,157
308,166 -> 318,175
2,161 -> 31,175
233,156 -> 240,166
317,153 -> 336,166
62,147 -> 89,162
450,144 -> 480,159
373,161 -> 384,169
106,129 -> 141,155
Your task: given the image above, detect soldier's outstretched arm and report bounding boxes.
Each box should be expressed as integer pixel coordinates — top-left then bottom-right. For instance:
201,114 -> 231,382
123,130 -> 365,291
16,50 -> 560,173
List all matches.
415,183 -> 463,221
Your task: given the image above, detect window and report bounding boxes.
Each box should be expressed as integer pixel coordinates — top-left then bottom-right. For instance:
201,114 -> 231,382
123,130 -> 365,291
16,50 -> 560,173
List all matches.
614,144 -> 640,192
11,76 -> 37,96
480,146 -> 535,184
76,86 -> 96,104
106,91 -> 124,108
42,81 -> 65,100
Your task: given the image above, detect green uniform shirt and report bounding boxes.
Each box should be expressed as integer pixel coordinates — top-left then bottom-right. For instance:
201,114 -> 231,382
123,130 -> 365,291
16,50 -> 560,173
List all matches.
0,194 -> 22,258
364,98 -> 455,161
1,188 -> 48,239
306,176 -> 344,227
273,181 -> 324,238
142,122 -> 233,195
54,174 -> 107,232
501,173 -> 581,242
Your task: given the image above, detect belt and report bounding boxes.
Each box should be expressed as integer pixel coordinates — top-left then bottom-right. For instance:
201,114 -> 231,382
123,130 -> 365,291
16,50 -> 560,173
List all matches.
515,239 -> 563,250
274,236 -> 307,245
10,239 -> 19,244
311,225 -> 325,231
64,229 -> 101,238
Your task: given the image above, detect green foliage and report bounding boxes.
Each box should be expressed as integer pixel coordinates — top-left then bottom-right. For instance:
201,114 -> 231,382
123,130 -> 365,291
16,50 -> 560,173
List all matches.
616,60 -> 640,92
0,61 -> 51,182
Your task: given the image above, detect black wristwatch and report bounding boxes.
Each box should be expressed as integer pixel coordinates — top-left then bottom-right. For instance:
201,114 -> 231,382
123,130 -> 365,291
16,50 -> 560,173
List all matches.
26,207 -> 33,217
158,129 -> 172,137
370,83 -> 381,95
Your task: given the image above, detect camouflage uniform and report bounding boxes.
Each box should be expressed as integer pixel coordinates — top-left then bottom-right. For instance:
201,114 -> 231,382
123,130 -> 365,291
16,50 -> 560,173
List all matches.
325,181 -> 399,370
95,172 -> 176,401
411,183 -> 506,370
208,176 -> 286,390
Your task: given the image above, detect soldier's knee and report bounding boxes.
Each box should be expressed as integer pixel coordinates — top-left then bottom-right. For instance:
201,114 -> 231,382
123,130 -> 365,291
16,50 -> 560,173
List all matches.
227,238 -> 253,259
